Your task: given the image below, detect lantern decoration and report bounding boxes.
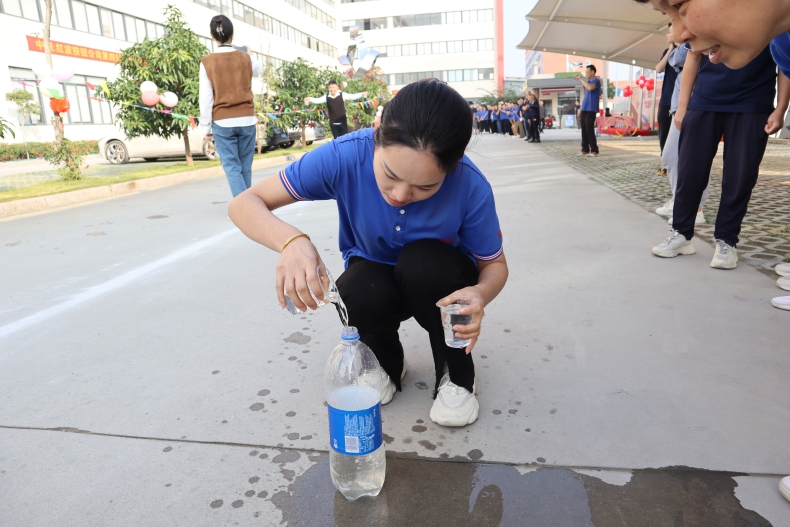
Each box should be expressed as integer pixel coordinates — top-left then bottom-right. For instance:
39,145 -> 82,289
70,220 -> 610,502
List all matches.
140,81 -> 158,93
141,90 -> 160,106
159,91 -> 179,108
49,97 -> 71,115
52,67 -> 74,83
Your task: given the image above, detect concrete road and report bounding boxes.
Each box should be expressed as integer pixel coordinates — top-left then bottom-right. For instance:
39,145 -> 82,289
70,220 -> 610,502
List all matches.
1,135 -> 788,526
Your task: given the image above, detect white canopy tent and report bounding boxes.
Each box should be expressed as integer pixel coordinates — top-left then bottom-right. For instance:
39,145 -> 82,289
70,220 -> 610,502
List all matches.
517,0 -> 671,70
518,0 -> 671,127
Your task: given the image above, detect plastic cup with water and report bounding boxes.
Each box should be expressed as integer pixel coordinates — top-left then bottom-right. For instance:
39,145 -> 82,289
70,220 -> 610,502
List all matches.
439,297 -> 474,348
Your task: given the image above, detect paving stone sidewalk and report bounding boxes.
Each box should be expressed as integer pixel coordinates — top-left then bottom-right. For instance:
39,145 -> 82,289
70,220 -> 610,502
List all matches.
540,138 -> 790,272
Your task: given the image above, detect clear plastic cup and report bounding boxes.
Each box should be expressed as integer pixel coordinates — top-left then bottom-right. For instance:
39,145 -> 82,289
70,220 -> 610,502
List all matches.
285,264 -> 339,315
439,298 -> 473,348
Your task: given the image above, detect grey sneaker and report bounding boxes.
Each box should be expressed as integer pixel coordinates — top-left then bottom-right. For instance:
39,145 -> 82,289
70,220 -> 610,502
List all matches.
652,230 -> 696,258
656,199 -> 674,217
777,275 -> 790,292
710,240 -> 738,269
775,263 -> 790,277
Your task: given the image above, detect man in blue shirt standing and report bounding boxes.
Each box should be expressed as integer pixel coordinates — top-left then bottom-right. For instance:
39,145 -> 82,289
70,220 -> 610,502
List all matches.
575,65 -> 602,157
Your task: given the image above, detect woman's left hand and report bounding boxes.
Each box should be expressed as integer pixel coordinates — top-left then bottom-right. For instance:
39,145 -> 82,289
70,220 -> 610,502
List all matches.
436,287 -> 486,354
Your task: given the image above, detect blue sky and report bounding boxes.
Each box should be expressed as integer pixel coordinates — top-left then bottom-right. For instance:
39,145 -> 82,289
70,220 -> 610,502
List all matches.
503,0 -> 538,78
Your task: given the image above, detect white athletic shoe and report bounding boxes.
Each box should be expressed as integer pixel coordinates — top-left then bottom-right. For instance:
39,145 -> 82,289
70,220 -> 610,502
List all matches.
775,263 -> 790,277
656,199 -> 674,217
667,211 -> 706,225
429,373 -> 479,427
771,296 -> 790,311
780,476 -> 790,502
380,358 -> 408,406
777,276 -> 790,292
710,240 -> 738,270
652,230 -> 696,258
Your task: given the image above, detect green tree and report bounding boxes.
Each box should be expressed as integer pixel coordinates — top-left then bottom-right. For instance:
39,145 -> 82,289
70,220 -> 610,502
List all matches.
276,58 -> 326,149
478,87 -> 523,106
608,81 -> 616,100
5,89 -> 41,159
0,117 -> 15,140
98,6 -> 207,165
341,67 -> 391,129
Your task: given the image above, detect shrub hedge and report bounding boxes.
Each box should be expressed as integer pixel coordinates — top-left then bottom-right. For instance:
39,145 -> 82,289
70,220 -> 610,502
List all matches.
0,140 -> 98,162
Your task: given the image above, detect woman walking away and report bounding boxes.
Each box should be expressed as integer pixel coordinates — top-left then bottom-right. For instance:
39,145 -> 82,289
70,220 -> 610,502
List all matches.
199,15 -> 262,197
528,94 -> 541,143
230,79 -> 509,427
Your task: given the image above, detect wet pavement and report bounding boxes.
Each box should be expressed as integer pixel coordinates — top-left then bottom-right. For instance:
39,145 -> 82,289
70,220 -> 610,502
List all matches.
1,134 -> 789,526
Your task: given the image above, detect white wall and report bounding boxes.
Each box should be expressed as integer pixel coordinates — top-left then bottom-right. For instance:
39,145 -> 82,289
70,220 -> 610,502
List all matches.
1,0 -> 343,144
337,0 -> 496,98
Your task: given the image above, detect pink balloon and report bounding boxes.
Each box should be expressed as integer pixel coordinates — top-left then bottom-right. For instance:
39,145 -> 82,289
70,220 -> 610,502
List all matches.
141,90 -> 160,106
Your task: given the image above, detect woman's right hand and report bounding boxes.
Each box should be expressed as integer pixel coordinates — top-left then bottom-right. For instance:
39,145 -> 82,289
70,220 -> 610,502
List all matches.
674,107 -> 686,130
276,236 -> 325,312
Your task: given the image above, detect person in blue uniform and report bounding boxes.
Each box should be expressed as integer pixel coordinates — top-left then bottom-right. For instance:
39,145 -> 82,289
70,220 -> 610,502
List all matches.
229,79 -> 509,427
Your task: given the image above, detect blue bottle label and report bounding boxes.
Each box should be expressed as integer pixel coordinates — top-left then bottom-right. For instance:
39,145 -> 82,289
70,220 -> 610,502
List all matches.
327,402 -> 382,456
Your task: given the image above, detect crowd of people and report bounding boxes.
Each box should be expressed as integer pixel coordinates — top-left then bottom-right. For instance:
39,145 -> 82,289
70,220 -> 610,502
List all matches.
472,96 -> 546,143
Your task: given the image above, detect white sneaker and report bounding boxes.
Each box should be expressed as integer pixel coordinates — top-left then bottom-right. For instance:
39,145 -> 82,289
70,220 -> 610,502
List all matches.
429,373 -> 479,427
652,230 -> 696,258
380,358 -> 408,406
775,263 -> 790,277
656,199 -> 674,217
667,211 -> 705,225
710,240 -> 738,270
780,476 -> 790,502
771,296 -> 790,311
777,276 -> 790,292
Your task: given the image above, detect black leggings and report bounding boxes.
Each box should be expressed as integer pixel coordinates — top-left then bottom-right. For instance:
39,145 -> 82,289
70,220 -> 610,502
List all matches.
530,119 -> 541,142
657,105 -> 671,154
335,239 -> 479,396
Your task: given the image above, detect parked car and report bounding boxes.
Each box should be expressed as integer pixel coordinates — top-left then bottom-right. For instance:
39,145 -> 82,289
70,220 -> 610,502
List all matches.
262,126 -> 292,152
98,129 -> 218,164
287,123 -> 326,146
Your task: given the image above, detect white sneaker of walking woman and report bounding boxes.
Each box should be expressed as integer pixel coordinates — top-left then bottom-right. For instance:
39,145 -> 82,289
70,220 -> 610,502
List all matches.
710,240 -> 738,269
429,372 -> 479,427
652,230 -> 696,258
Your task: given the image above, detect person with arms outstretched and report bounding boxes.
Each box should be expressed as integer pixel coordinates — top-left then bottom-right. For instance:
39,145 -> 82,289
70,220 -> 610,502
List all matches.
303,80 -> 367,139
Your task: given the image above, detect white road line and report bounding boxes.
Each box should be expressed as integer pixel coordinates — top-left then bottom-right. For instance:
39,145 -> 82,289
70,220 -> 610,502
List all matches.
0,229 -> 238,341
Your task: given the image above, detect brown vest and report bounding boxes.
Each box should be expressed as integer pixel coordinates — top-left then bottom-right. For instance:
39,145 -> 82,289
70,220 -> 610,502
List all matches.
200,50 -> 255,121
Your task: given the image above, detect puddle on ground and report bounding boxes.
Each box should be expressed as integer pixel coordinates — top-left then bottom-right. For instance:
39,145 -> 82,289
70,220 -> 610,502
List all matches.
271,455 -> 771,527
284,332 -> 311,345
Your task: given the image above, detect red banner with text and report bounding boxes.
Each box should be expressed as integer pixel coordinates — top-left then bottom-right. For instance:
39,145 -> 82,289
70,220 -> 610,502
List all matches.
26,36 -> 120,64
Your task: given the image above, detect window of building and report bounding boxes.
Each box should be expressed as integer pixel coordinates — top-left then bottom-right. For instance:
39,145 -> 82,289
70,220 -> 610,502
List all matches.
54,0 -> 71,27
99,8 -> 114,38
84,3 -> 102,34
391,69 -> 493,85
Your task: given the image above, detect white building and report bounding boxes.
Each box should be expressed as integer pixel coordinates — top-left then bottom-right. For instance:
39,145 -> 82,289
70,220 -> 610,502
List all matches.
337,0 -> 501,100
0,0 -> 342,143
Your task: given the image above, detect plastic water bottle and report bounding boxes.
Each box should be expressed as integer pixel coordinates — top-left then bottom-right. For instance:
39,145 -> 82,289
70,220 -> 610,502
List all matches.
325,326 -> 386,501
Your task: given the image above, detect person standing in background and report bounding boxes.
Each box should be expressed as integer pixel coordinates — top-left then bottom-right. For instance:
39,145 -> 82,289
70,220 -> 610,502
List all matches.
575,65 -> 601,157
304,80 -> 367,139
199,15 -> 263,197
656,25 -> 678,176
539,101 -> 546,131
527,94 -> 541,143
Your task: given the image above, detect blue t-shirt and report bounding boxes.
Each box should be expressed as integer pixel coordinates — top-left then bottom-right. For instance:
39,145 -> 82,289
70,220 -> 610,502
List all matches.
477,110 -> 489,121
581,77 -> 601,112
660,48 -> 679,107
280,129 -> 504,267
771,31 -> 790,78
689,46 -> 777,114
497,109 -> 509,120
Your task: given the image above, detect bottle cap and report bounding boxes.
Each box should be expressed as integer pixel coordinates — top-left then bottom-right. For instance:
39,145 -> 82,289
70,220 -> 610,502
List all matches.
341,326 -> 359,341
